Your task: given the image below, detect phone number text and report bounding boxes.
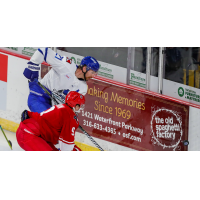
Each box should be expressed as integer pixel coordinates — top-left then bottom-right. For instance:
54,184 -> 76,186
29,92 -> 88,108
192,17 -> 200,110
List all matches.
83,120 -> 116,134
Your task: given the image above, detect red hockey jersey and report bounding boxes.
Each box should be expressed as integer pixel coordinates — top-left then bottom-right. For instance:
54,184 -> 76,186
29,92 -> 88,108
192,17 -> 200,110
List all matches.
28,104 -> 79,151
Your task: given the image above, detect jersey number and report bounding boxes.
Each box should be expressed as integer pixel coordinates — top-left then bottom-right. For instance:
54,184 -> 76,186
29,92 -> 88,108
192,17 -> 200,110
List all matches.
55,53 -> 63,61
72,127 -> 75,136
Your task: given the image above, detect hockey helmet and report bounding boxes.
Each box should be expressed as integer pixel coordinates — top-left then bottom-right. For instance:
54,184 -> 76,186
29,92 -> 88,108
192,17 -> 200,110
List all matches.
65,91 -> 85,111
81,56 -> 100,73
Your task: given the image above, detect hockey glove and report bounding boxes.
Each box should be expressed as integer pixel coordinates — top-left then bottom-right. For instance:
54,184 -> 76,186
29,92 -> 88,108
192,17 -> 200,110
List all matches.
21,110 -> 30,122
23,61 -> 40,82
62,89 -> 70,95
53,89 -> 70,101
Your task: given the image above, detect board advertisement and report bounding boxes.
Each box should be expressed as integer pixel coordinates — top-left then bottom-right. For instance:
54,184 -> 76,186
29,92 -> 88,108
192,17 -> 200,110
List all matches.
0,47 -> 39,57
78,78 -> 189,151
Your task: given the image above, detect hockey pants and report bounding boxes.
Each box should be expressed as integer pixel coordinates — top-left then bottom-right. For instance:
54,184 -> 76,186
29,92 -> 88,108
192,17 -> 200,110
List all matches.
16,119 -> 58,151
28,80 -> 52,113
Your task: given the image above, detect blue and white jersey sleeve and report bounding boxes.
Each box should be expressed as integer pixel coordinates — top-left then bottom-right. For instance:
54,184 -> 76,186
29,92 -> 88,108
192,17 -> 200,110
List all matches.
30,47 -> 72,75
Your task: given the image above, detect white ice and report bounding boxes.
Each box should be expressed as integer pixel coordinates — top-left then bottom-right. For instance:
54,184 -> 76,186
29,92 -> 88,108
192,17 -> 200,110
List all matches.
0,129 -> 24,151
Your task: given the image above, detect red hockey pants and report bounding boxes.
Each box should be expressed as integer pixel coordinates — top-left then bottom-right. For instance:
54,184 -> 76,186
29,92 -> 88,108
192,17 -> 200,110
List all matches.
16,120 -> 58,151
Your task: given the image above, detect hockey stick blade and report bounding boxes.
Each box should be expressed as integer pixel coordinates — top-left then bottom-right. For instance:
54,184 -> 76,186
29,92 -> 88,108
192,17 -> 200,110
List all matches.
0,125 -> 12,150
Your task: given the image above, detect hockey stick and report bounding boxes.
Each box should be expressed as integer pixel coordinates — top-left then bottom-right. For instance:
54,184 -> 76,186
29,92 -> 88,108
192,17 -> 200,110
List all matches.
37,81 -> 104,151
78,125 -> 104,151
37,81 -> 60,105
0,125 -> 12,150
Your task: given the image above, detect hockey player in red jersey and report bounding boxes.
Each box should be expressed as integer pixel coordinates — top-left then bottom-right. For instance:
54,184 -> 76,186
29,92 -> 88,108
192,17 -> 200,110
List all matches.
16,91 -> 85,151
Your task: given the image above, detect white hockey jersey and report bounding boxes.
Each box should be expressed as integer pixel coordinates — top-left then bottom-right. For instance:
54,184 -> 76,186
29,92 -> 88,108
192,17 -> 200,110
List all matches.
30,47 -> 87,96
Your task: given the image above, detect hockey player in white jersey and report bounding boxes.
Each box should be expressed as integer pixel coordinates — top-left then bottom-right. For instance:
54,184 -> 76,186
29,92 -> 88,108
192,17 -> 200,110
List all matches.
23,47 -> 100,113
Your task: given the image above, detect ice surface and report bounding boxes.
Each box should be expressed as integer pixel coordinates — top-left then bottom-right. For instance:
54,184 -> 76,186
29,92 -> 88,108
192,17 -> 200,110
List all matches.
0,129 -> 24,151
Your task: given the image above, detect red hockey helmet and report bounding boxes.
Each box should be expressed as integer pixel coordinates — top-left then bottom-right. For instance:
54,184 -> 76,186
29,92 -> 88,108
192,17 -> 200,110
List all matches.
65,91 -> 85,109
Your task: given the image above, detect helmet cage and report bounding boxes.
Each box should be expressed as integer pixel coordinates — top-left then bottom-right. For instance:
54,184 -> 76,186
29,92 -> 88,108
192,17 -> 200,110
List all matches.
73,104 -> 85,113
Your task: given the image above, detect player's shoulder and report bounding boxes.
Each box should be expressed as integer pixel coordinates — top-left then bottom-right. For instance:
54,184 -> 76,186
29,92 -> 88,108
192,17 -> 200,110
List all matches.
64,57 -> 76,67
77,80 -> 87,95
56,104 -> 69,110
56,104 -> 73,114
78,79 -> 87,86
64,57 -> 77,73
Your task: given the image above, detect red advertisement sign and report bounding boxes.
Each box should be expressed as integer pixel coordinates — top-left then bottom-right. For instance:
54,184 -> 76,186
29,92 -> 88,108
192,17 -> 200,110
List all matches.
78,79 -> 189,151
0,54 -> 8,82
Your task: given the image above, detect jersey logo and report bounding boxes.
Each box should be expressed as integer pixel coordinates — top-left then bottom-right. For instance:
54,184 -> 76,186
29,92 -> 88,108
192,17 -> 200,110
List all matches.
66,57 -> 72,64
66,74 -> 71,79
